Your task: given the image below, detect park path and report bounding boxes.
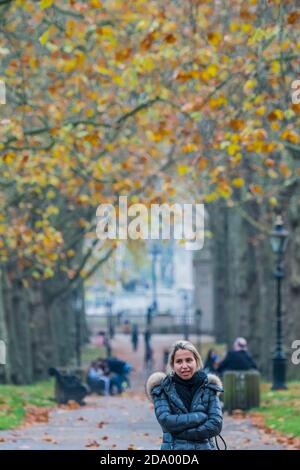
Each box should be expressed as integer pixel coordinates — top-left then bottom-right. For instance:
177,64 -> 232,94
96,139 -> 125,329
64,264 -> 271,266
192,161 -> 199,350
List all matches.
0,334 -> 291,450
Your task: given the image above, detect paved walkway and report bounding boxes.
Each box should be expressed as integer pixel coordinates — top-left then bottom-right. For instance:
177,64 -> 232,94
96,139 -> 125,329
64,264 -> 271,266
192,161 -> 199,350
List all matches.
0,334 -> 291,450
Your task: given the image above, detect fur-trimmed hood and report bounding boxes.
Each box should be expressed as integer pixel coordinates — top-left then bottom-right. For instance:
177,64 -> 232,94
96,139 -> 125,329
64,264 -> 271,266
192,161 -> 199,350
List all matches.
146,372 -> 167,401
146,371 -> 223,402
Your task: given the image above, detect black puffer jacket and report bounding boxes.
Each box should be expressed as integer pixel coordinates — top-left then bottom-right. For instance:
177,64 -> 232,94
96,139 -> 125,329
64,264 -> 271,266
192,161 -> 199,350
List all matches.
146,371 -> 223,450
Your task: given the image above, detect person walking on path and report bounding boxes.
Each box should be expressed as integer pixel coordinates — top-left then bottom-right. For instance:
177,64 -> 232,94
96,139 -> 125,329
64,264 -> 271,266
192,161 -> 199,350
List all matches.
146,340 -> 223,450
131,324 -> 139,352
144,328 -> 151,349
144,342 -> 154,372
217,337 -> 257,376
203,349 -> 220,374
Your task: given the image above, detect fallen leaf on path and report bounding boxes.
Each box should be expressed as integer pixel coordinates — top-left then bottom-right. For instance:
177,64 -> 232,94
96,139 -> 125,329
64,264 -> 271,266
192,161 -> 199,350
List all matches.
241,438 -> 251,444
97,421 -> 109,428
42,437 -> 58,444
0,437 -> 7,443
265,427 -> 274,434
24,406 -> 50,425
249,412 -> 300,449
102,436 -> 108,440
85,440 -> 101,448
232,409 -> 246,418
66,400 -> 81,410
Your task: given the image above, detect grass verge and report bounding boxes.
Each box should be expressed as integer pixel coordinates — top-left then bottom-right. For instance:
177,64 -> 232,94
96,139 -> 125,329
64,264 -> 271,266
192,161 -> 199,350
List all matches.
251,382 -> 300,438
0,379 -> 55,430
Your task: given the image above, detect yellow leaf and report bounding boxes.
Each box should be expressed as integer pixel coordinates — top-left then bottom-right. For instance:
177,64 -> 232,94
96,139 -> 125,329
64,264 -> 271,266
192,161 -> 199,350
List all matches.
143,56 -> 155,72
3,153 -> 14,165
241,23 -> 252,33
218,185 -> 232,198
78,194 -> 89,203
255,106 -> 266,116
270,122 -> 280,131
232,178 -> 245,188
274,109 -> 284,120
271,61 -> 280,74
95,66 -> 112,76
44,267 -> 54,279
182,143 -> 197,153
268,169 -> 278,179
227,144 -> 240,156
39,29 -> 50,46
243,79 -> 257,94
63,59 -> 77,73
40,0 -> 53,9
269,197 -> 278,207
201,70 -> 210,82
90,0 -> 102,7
177,164 -> 190,176
281,130 -> 299,144
47,206 -> 59,215
85,109 -> 94,118
206,64 -> 219,78
47,190 -> 56,199
230,22 -> 239,33
207,31 -> 222,46
204,192 -> 218,203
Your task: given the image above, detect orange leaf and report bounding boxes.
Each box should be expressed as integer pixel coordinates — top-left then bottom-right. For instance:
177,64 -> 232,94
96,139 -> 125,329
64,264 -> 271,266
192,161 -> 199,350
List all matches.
287,11 -> 300,24
66,400 -> 81,410
229,119 -> 246,131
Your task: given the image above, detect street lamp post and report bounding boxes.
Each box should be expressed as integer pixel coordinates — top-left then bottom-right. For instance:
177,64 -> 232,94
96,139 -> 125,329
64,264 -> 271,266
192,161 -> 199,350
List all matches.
270,215 -> 289,391
195,308 -> 202,355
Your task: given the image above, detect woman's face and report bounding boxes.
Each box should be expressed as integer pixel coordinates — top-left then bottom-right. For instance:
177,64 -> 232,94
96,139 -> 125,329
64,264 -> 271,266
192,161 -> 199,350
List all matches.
173,349 -> 197,380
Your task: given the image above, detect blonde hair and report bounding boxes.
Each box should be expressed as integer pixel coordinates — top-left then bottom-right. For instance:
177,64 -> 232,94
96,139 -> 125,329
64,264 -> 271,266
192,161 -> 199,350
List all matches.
166,340 -> 203,375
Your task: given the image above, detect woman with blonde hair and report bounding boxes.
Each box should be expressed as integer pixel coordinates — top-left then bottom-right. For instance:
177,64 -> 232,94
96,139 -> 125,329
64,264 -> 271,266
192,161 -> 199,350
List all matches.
146,340 -> 223,450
